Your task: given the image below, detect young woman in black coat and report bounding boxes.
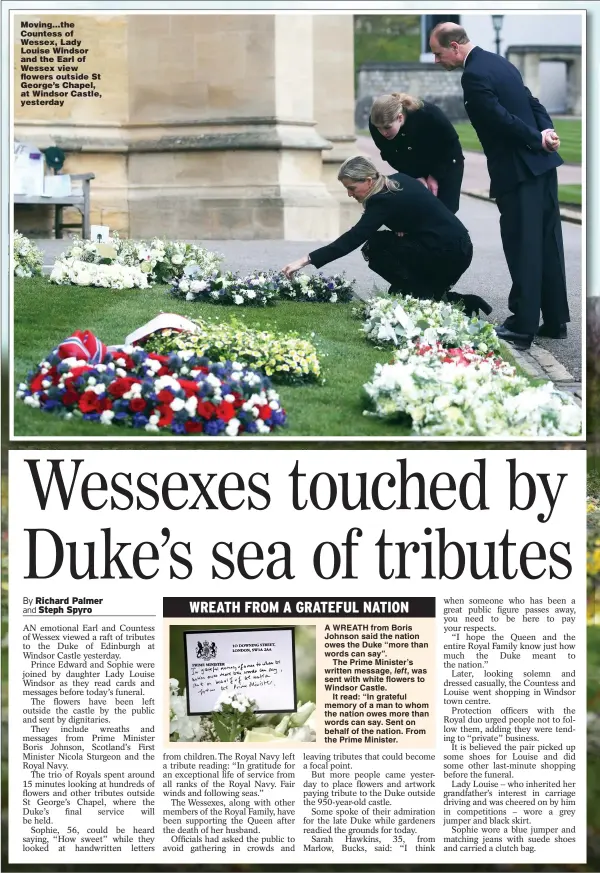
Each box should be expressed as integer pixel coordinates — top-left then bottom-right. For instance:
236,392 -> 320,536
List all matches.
369,92 -> 464,214
282,156 -> 490,316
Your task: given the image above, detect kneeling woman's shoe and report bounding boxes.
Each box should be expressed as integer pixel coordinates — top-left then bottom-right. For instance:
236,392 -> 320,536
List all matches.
460,294 -> 493,317
446,292 -> 492,317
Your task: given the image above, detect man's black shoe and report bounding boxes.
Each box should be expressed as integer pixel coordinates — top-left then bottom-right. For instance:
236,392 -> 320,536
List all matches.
496,324 -> 533,350
536,323 -> 567,339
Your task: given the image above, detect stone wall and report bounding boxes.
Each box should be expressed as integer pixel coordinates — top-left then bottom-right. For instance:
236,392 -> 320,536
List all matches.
356,62 -> 467,128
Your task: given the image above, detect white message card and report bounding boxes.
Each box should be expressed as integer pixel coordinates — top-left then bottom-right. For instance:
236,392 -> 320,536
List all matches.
183,627 -> 296,715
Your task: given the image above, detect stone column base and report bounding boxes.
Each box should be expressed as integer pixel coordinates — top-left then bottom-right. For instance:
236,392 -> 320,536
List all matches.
321,135 -> 365,234
14,122 -> 340,241
127,183 -> 339,241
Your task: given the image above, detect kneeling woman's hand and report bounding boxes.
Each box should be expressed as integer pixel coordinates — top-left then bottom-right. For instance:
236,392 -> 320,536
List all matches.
426,175 -> 439,197
282,255 -> 310,278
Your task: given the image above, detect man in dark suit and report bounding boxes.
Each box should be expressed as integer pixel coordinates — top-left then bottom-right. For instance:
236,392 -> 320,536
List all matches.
429,22 -> 570,350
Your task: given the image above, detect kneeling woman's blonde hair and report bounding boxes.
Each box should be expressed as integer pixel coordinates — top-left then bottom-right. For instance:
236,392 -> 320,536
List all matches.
337,156 -> 400,203
370,92 -> 423,128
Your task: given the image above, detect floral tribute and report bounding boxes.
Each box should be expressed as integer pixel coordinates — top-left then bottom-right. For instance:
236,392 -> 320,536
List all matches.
51,235 -> 223,287
170,269 -> 280,306
49,259 -> 149,290
275,271 -> 355,303
364,341 -> 582,437
16,329 -> 287,437
13,231 -> 44,278
359,294 -> 500,354
169,679 -> 316,743
144,318 -> 322,384
169,268 -> 355,306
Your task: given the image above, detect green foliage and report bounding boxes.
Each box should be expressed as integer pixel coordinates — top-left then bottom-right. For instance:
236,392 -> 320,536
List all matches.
354,15 -> 421,86
557,184 -> 581,206
144,318 -> 322,385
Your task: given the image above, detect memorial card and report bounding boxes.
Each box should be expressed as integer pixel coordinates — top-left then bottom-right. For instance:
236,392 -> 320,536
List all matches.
183,627 -> 296,715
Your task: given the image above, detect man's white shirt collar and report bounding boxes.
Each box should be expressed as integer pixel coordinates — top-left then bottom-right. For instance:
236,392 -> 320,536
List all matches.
463,45 -> 476,66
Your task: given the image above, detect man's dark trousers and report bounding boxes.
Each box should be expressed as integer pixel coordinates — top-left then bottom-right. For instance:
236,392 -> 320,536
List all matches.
495,168 -> 568,336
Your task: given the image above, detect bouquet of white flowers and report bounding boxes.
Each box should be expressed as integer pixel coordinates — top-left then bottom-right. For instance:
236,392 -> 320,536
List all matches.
361,294 -> 500,354
364,342 -> 582,437
49,258 -> 149,290
13,231 -> 44,278
54,235 -> 223,286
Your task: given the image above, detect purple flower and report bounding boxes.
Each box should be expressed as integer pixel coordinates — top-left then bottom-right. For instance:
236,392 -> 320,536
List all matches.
270,409 -> 287,426
204,419 -> 225,435
42,399 -> 60,412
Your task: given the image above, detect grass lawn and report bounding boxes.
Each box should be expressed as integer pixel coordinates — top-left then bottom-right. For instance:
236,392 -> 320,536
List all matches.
13,278 -> 416,439
558,184 -> 582,206
453,118 -> 581,165
13,278 -> 543,440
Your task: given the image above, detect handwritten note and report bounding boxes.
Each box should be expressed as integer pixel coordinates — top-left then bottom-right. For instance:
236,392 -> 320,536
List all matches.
184,627 -> 296,715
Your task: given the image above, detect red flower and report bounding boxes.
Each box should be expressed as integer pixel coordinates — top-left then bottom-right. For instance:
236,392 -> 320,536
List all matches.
113,353 -> 135,370
185,420 -> 204,434
157,388 -> 175,405
129,396 -> 147,413
157,366 -> 170,377
61,390 -> 79,407
157,405 -> 174,428
108,377 -> 140,398
63,365 -> 94,390
258,404 -> 272,421
147,353 -> 170,364
178,379 -> 200,398
216,401 -> 235,422
196,400 -> 215,420
29,373 -> 46,393
79,390 -> 100,414
97,395 -> 113,412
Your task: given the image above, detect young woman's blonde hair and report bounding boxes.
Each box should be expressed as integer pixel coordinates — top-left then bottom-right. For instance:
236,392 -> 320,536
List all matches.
370,92 -> 424,128
337,156 -> 400,203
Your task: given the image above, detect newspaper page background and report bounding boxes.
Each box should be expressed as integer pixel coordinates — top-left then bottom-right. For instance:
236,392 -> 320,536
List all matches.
7,448 -> 586,865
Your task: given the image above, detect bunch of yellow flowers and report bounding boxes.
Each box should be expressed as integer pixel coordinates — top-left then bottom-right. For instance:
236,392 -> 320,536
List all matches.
144,317 -> 322,385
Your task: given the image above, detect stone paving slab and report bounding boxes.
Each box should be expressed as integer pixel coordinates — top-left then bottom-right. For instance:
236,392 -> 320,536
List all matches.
508,343 -> 581,406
